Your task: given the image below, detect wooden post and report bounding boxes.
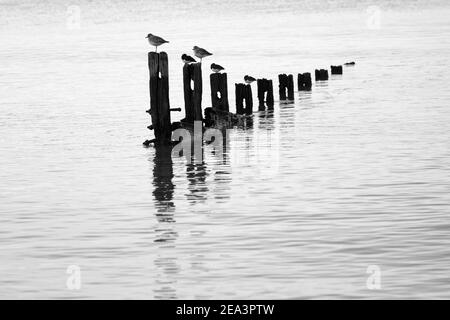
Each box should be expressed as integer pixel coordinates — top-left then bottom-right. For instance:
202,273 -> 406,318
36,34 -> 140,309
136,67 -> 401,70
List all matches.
193,64 -> 203,121
315,69 -> 320,81
183,64 -> 194,122
267,80 -> 274,109
297,72 -> 312,91
278,74 -> 287,100
146,52 -> 171,146
183,63 -> 203,123
245,84 -> 253,115
287,74 -> 294,100
257,79 -> 264,110
210,73 -> 229,112
204,107 -> 215,128
235,84 -> 244,115
235,83 -> 253,115
315,69 -> 329,81
331,65 -> 343,75
278,74 -> 294,101
257,78 -> 274,110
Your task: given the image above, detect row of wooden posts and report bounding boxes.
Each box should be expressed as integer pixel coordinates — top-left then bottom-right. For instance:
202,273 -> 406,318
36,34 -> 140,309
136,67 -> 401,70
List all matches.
144,51 -> 345,146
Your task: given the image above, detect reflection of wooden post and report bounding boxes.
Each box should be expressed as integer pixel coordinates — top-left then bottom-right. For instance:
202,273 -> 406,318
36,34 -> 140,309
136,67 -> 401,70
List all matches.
146,52 -> 171,146
257,78 -> 274,110
297,73 -> 312,91
210,73 -> 229,112
183,63 -> 203,122
278,74 -> 294,101
235,83 -> 253,115
331,65 -> 343,75
315,69 -> 329,81
153,145 -> 174,210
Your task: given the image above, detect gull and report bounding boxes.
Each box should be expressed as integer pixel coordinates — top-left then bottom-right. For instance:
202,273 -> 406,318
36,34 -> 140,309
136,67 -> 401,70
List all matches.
211,63 -> 224,73
193,46 -> 212,62
181,54 -> 197,64
244,75 -> 256,84
145,33 -> 169,52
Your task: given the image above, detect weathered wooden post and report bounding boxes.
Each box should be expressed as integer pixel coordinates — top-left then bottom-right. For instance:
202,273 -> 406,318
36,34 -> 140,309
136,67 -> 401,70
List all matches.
315,69 -> 329,81
144,52 -> 172,146
235,83 -> 253,115
278,74 -> 287,100
297,73 -> 312,91
245,84 -> 253,115
287,74 -> 294,100
183,63 -> 203,123
210,73 -> 229,112
205,72 -> 239,128
331,65 -> 343,75
257,78 -> 274,110
278,74 -> 294,101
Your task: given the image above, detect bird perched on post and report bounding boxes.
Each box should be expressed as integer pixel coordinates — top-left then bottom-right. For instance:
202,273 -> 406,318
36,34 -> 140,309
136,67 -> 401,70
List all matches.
181,54 -> 197,64
211,63 -> 224,73
193,46 -> 212,62
145,33 -> 169,52
244,75 -> 256,84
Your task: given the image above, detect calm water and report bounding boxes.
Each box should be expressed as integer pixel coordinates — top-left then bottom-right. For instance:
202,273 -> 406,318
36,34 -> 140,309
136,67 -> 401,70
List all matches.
1,0 -> 450,299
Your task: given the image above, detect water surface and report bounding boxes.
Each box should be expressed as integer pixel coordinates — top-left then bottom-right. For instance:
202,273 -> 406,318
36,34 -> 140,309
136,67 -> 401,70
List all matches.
1,0 -> 450,299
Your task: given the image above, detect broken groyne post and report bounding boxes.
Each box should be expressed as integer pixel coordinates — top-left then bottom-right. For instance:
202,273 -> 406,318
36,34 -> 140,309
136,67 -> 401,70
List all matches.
331,65 -> 343,75
183,63 -> 203,123
278,74 -> 294,101
257,78 -> 274,111
145,51 -> 172,146
210,72 -> 230,112
235,83 -> 253,115
297,73 -> 312,91
315,69 -> 329,81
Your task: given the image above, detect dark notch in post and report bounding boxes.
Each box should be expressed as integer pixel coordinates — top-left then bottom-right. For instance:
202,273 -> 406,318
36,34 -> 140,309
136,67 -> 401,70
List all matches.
210,73 -> 229,112
315,69 -> 329,81
235,83 -> 253,115
331,65 -> 343,75
297,73 -> 312,91
278,74 -> 294,101
257,78 -> 274,111
145,51 -> 172,146
183,63 -> 203,123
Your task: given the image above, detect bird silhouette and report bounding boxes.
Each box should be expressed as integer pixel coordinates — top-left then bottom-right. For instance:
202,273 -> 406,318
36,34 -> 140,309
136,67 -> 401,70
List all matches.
211,63 -> 225,73
193,46 -> 213,62
181,54 -> 197,64
244,75 -> 256,84
146,33 -> 169,52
